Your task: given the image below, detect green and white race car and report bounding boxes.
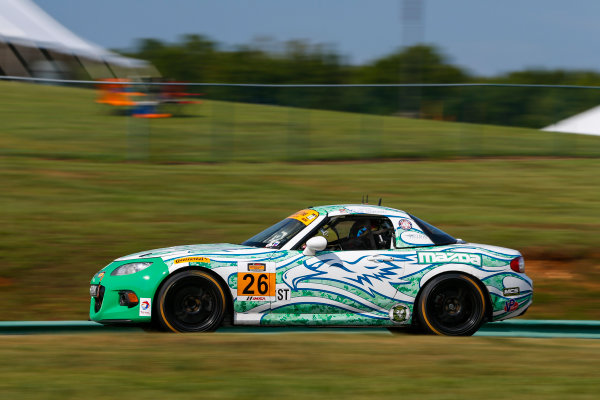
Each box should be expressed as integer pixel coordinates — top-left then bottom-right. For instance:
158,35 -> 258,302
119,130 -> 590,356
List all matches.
89,204 -> 532,335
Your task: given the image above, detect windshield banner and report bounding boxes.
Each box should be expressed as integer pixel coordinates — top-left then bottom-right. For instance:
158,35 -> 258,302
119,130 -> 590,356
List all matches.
288,209 -> 319,225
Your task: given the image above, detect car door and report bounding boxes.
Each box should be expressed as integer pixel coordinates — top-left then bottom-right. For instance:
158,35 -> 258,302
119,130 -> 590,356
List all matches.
271,215 -> 406,318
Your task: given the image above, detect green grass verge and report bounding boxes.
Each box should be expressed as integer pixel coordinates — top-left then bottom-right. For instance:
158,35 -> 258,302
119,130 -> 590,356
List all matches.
1,333 -> 599,399
2,81 -> 600,162
0,157 -> 598,320
1,81 -> 599,320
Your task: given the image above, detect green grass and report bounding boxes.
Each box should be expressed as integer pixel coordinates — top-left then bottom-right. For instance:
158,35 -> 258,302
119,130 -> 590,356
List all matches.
1,81 -> 600,321
0,157 -> 599,320
2,76 -> 599,400
1,333 -> 599,399
2,80 -> 600,162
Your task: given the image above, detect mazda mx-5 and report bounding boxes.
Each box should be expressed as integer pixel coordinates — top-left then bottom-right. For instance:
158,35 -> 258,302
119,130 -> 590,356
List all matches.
89,204 -> 532,335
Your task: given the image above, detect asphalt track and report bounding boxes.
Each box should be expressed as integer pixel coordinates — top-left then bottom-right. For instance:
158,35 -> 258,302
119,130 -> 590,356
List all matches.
1,320 -> 599,338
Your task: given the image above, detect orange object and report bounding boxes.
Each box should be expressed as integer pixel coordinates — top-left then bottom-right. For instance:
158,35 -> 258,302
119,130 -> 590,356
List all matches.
133,113 -> 172,118
288,209 -> 320,225
127,292 -> 139,304
237,272 -> 276,297
96,78 -> 144,107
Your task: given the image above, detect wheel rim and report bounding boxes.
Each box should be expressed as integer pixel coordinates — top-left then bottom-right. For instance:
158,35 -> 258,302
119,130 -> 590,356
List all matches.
425,279 -> 483,335
163,276 -> 222,331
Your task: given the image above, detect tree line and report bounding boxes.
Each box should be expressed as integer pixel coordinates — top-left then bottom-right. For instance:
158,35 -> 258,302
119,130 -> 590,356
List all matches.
123,34 -> 600,128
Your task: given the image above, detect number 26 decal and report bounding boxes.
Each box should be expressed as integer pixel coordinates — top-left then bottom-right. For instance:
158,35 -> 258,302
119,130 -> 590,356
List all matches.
237,273 -> 276,297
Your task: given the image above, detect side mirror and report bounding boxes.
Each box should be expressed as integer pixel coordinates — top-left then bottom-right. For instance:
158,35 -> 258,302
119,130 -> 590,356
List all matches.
303,236 -> 327,256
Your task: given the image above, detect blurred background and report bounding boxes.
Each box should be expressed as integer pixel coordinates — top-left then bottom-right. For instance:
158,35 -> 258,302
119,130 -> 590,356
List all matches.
1,0 -> 599,321
2,1 -> 600,398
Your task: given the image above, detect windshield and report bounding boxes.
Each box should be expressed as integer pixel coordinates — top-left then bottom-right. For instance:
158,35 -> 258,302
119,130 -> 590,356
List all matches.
409,214 -> 457,246
243,209 -> 320,249
242,218 -> 307,249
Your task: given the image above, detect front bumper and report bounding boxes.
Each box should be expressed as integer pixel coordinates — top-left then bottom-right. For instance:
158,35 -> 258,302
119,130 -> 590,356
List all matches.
89,258 -> 169,323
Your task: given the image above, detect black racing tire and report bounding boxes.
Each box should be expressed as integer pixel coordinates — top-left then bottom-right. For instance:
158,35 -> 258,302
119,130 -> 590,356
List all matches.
417,273 -> 486,336
156,270 -> 227,333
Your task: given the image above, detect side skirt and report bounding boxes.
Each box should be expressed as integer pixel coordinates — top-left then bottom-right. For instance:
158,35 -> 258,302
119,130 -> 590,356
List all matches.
235,312 -> 406,327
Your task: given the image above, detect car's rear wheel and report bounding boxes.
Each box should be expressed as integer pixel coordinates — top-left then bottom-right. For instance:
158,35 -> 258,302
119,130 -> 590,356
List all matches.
157,270 -> 227,332
417,273 -> 486,336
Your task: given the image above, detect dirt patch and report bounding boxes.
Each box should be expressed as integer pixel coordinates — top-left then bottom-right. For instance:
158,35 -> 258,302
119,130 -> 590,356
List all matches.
294,155 -> 599,165
526,259 -> 600,290
35,169 -> 92,179
0,277 -> 14,287
526,260 -> 575,279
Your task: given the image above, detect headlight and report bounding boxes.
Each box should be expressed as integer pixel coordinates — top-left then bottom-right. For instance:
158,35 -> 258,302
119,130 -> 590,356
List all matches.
111,262 -> 152,276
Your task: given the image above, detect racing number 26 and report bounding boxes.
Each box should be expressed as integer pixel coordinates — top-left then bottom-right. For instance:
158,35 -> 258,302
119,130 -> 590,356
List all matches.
237,273 -> 276,296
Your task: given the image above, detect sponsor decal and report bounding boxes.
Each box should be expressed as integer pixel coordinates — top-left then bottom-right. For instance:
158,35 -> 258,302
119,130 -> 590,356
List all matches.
288,209 -> 319,225
398,219 -> 412,230
504,299 -> 519,312
174,256 -> 210,264
248,263 -> 266,272
265,241 -> 280,248
389,304 -> 411,323
503,287 -> 520,296
347,206 -> 377,214
97,272 -> 105,282
139,298 -> 151,317
400,231 -> 431,245
417,251 -> 482,267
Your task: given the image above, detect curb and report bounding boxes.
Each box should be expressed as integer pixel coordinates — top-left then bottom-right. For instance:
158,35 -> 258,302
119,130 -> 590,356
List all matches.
1,320 -> 599,338
0,321 -> 140,335
475,319 -> 600,338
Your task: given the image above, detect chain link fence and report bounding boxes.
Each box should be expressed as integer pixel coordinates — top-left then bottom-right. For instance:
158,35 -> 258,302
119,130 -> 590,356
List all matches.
1,76 -> 600,162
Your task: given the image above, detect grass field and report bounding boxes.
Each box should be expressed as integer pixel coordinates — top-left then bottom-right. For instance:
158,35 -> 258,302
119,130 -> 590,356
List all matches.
1,333 -> 599,399
0,157 -> 598,320
2,81 -> 600,162
1,81 -> 600,321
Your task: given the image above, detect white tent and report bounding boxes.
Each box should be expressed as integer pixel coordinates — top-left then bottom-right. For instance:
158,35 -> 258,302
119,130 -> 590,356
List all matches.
542,105 -> 600,137
0,0 -> 154,78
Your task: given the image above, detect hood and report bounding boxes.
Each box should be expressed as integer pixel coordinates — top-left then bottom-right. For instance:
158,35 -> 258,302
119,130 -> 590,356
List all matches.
115,243 -> 269,262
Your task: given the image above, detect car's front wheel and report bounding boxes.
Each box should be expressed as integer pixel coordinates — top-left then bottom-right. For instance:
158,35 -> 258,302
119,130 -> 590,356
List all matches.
417,273 -> 486,336
156,270 -> 227,332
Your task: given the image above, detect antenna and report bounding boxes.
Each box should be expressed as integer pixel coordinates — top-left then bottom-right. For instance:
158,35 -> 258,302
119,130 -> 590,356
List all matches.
361,195 -> 364,204
378,198 -> 382,206
366,195 -> 369,204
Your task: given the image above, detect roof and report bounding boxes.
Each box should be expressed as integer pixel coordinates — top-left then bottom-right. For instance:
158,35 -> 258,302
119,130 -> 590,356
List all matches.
0,0 -> 147,69
311,204 -> 410,218
542,104 -> 600,136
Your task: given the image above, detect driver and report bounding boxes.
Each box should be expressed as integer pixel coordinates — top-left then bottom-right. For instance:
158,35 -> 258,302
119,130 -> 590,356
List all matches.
345,220 -> 375,250
303,218 -> 394,251
347,219 -> 394,250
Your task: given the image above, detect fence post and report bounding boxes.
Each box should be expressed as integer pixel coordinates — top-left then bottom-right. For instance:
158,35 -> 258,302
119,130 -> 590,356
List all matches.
286,89 -> 310,162
127,114 -> 149,161
360,113 -> 382,159
459,87 -> 483,157
210,100 -> 235,162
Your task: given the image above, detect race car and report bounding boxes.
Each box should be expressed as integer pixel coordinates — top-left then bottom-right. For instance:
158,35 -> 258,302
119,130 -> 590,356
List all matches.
89,204 -> 533,335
